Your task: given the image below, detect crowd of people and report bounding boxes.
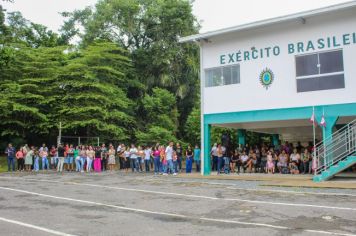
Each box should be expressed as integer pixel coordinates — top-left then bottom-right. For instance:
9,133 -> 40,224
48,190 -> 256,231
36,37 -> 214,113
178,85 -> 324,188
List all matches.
5,140 -> 356,175
3,142 -> 202,175
211,141 -> 316,175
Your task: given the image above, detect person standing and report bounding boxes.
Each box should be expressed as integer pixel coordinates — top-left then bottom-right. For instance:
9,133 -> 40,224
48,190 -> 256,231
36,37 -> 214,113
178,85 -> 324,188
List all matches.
144,146 -> 152,172
5,143 -> 16,172
175,143 -> 183,172
16,148 -> 24,171
137,146 -> 144,173
193,145 -> 201,172
153,146 -> 160,175
108,144 -> 116,172
165,142 -> 176,175
216,144 -> 223,175
33,149 -> 40,172
40,147 -> 49,171
74,146 -> 81,172
116,144 -> 124,170
211,143 -> 218,171
94,147 -> 102,172
123,147 -> 130,173
86,146 -> 95,172
129,144 -> 138,172
67,144 -> 75,171
57,144 -> 65,173
100,144 -> 108,171
185,145 -> 193,173
49,145 -> 57,169
25,146 -> 34,172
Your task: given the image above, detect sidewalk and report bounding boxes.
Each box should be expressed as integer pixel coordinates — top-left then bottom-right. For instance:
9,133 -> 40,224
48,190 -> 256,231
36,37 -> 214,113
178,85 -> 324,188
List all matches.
177,172 -> 356,189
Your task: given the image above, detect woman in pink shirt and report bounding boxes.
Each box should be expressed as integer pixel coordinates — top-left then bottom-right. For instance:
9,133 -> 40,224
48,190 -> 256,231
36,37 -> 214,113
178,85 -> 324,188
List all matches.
16,149 -> 24,171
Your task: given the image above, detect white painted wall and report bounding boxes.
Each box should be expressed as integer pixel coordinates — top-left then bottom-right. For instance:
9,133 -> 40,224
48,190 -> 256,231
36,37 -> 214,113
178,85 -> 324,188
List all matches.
202,8 -> 356,115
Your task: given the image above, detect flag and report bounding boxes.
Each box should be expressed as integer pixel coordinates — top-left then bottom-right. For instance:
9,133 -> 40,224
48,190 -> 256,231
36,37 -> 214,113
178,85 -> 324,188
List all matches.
320,115 -> 326,127
310,112 -> 316,124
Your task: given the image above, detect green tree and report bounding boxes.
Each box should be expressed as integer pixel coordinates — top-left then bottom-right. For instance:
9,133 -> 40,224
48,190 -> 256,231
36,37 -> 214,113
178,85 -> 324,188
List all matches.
136,87 -> 178,144
184,107 -> 200,145
61,0 -> 200,139
52,42 -> 135,142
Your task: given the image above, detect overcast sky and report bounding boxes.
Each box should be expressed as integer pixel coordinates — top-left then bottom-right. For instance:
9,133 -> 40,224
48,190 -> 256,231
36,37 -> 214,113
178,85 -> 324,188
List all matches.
2,0 -> 352,33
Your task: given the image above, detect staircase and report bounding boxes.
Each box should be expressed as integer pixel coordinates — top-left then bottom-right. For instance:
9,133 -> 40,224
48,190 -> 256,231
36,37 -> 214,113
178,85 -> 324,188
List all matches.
313,119 -> 356,182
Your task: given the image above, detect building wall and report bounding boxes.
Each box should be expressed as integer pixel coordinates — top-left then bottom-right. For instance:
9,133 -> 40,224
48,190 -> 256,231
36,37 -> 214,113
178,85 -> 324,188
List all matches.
202,8 -> 356,115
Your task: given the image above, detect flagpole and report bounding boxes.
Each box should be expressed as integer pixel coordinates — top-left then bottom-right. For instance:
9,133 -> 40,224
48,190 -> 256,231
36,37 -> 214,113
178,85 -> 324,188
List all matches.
313,106 -> 317,176
322,107 -> 326,169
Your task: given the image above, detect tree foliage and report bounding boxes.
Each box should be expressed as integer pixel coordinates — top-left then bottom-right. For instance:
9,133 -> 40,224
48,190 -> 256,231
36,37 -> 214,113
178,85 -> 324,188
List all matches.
0,0 -> 204,148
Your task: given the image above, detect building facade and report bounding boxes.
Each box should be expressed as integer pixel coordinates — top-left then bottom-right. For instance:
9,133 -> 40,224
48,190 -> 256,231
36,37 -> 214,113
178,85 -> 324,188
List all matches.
180,2 -> 356,175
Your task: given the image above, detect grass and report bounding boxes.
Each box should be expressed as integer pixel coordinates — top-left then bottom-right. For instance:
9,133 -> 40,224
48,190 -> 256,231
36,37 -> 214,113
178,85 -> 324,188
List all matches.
0,156 -> 8,173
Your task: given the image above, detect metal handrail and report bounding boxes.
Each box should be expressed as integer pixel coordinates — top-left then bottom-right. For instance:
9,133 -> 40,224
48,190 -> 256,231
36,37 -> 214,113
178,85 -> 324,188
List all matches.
315,119 -> 356,146
315,120 -> 356,175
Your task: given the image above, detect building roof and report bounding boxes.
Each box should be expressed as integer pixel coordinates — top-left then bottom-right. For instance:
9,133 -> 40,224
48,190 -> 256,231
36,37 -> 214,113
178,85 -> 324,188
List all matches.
179,1 -> 356,43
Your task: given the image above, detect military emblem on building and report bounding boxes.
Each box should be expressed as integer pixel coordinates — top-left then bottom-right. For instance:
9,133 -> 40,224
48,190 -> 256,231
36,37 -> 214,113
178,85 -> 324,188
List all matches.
259,68 -> 274,90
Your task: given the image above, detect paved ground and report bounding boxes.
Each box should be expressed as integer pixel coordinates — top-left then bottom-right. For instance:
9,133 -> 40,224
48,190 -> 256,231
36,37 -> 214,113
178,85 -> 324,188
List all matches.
0,171 -> 356,236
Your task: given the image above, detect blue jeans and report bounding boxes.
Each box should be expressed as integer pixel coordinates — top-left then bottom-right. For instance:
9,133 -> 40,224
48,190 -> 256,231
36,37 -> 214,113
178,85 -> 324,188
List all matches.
212,156 -> 218,171
42,157 -> 49,170
7,157 -> 15,171
166,159 -> 175,174
217,157 -> 223,174
173,160 -> 178,173
80,157 -> 86,171
75,158 -> 81,171
34,157 -> 40,171
186,157 -> 192,173
153,157 -> 160,174
137,157 -> 142,172
144,159 -> 150,172
195,160 -> 201,172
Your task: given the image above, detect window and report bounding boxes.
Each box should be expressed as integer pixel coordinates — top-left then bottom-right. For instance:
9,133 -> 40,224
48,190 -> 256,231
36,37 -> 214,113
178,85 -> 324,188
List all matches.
296,50 -> 345,93
205,64 -> 240,87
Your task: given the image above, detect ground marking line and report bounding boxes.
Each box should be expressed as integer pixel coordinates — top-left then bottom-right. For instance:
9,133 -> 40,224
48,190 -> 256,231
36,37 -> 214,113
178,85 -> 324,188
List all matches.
1,177 -> 355,211
150,177 -> 356,197
0,186 -> 355,236
0,216 -> 77,236
226,187 -> 356,197
2,176 -> 356,198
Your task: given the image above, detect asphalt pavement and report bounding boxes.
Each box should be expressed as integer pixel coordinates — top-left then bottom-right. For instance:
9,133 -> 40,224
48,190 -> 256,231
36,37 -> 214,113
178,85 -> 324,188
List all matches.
0,171 -> 355,236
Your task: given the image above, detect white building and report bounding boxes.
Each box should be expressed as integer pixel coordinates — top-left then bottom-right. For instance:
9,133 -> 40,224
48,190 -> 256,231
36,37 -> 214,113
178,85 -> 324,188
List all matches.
180,1 -> 356,177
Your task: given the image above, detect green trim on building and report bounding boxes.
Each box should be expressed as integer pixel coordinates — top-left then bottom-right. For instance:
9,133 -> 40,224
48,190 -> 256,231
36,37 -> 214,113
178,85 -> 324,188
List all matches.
203,124 -> 211,176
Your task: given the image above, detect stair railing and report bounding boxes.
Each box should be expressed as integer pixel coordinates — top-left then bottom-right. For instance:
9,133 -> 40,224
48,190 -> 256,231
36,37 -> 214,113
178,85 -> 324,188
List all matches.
315,119 -> 356,175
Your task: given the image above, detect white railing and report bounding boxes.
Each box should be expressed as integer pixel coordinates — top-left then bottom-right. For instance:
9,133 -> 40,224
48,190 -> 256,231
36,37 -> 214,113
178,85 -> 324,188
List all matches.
315,119 -> 356,175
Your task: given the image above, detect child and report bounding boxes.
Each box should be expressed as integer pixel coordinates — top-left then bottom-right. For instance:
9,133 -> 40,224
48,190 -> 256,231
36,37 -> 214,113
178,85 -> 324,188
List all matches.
266,151 -> 275,174
290,162 -> 299,174
34,150 -> 40,172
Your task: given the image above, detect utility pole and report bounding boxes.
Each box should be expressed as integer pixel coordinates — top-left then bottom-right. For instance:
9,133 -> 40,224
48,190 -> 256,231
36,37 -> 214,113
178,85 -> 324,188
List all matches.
57,121 -> 62,146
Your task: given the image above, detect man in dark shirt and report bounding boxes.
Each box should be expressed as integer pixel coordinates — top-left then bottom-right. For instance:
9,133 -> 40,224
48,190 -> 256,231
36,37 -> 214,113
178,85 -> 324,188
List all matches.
175,143 -> 183,172
57,144 -> 65,173
100,144 -> 108,171
5,143 -> 16,172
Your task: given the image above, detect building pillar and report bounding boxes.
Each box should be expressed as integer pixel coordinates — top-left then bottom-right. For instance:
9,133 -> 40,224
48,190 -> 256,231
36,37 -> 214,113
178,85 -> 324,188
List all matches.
237,129 -> 246,147
272,134 -> 279,147
322,116 -> 338,165
203,124 -> 211,176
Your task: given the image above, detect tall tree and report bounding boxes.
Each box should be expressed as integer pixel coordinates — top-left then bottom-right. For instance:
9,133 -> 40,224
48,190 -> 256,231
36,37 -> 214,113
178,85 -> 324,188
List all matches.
61,0 -> 200,139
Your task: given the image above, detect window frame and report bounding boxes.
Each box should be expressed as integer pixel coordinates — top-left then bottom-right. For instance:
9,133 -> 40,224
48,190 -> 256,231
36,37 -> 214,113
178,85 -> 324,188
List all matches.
295,49 -> 345,93
204,64 -> 241,88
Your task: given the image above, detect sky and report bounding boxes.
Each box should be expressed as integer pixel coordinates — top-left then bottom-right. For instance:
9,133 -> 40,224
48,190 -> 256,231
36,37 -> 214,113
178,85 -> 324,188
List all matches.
2,0 -> 352,34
